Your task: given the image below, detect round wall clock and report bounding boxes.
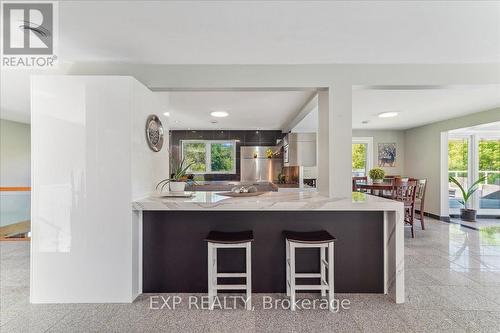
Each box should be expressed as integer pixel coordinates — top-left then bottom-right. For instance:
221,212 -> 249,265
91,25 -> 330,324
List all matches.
145,114 -> 164,152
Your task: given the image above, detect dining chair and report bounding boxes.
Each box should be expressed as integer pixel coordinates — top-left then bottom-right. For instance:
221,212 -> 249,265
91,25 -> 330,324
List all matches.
392,179 -> 418,238
409,178 -> 427,230
352,176 -> 368,192
381,176 -> 400,198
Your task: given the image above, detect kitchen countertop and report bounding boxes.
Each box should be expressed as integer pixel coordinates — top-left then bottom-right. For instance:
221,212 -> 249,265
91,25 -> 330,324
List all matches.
134,190 -> 406,304
132,191 -> 403,212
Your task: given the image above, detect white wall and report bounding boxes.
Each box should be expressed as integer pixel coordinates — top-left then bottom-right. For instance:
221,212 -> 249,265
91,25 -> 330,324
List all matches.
31,75 -> 168,303
353,129 -> 406,176
405,107 -> 500,217
0,119 -> 31,187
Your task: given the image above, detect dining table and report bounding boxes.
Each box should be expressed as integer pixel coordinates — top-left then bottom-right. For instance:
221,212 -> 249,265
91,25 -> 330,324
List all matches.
354,181 -> 395,197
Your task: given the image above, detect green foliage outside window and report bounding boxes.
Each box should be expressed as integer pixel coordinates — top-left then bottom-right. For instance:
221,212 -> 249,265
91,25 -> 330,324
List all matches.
352,143 -> 367,170
211,143 -> 234,172
183,143 -> 206,172
448,139 -> 468,171
479,139 -> 500,185
449,138 -> 499,185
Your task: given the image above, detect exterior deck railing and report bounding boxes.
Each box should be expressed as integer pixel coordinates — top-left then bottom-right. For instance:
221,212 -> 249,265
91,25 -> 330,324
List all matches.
448,170 -> 500,185
0,187 -> 31,239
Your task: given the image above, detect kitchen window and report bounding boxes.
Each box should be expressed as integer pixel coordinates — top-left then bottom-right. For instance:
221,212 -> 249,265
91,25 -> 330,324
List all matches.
181,140 -> 236,174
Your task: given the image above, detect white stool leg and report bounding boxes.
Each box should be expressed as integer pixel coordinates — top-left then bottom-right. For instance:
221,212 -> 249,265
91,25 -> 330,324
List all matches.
328,242 -> 335,312
289,242 -> 296,311
246,242 -> 252,310
207,243 -> 214,310
213,246 -> 218,308
320,246 -> 326,297
286,240 -> 290,297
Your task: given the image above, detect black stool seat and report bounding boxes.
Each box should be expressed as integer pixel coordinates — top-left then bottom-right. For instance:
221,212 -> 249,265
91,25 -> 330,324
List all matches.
283,230 -> 336,244
206,230 -> 254,244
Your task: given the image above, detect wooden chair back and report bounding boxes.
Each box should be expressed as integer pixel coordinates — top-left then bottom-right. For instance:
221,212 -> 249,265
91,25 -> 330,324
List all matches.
393,179 -> 418,237
409,178 -> 427,197
391,179 -> 417,204
409,177 -> 427,211
415,179 -> 427,201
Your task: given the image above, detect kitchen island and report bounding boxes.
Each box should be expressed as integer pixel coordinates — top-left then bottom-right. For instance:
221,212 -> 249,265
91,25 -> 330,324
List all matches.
132,191 -> 405,303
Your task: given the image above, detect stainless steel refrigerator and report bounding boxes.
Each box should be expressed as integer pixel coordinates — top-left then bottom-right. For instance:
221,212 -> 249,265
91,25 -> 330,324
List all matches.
240,146 -> 282,183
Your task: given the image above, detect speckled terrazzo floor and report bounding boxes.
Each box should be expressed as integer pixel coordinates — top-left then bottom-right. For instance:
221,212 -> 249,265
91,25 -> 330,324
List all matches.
1,218 -> 500,332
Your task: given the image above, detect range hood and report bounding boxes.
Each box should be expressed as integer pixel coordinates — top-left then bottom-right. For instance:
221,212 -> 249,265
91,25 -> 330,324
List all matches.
283,133 -> 317,167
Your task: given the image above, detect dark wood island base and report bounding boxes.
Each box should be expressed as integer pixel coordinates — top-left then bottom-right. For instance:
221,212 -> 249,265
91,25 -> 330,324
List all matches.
142,210 -> 384,293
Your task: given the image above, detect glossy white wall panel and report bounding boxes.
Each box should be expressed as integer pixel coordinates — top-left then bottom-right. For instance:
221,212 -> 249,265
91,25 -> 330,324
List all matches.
31,76 -> 167,303
131,80 -> 169,200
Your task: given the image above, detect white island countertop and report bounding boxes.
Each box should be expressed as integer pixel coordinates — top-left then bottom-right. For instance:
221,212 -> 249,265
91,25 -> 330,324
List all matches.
132,191 -> 404,211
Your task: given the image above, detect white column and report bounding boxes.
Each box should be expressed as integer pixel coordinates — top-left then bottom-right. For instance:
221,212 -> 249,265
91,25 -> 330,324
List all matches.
317,85 -> 353,198
317,90 -> 330,196
439,131 -> 450,218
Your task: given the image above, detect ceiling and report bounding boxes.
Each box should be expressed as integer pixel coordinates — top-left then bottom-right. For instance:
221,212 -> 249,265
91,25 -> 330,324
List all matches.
56,1 -> 499,64
166,85 -> 500,132
352,85 -> 500,130
291,85 -> 500,131
450,121 -> 500,135
1,1 -> 500,124
165,91 -> 315,130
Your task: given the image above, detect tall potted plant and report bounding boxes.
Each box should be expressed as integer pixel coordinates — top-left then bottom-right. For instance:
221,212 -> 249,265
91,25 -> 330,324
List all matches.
449,175 -> 485,222
156,157 -> 195,192
368,168 -> 385,184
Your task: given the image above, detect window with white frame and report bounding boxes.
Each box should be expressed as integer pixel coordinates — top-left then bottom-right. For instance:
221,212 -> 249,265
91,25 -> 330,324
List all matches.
181,140 -> 236,174
352,137 -> 373,177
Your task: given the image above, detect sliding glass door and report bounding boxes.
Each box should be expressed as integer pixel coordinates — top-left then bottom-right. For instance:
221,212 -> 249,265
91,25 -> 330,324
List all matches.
478,137 -> 500,214
448,134 -> 500,216
448,136 -> 469,215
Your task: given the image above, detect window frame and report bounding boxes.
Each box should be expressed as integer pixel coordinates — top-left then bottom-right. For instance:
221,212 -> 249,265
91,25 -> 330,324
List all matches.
352,137 -> 373,177
181,139 -> 237,174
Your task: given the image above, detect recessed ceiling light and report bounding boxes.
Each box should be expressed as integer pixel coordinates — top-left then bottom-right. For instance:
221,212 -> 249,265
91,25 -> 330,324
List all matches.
210,111 -> 229,118
378,112 -> 399,118
210,120 -> 218,124
163,112 -> 170,117
361,120 -> 369,124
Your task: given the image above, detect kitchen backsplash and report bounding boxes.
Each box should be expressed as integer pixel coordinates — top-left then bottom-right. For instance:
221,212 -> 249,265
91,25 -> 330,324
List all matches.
169,130 -> 285,181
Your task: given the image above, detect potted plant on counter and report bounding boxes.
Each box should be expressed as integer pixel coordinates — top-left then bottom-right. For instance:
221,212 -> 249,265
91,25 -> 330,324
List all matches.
449,175 -> 485,222
368,168 -> 385,184
156,157 -> 195,192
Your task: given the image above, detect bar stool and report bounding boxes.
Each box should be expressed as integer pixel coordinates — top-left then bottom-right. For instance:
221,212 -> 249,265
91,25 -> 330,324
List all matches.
206,230 -> 253,310
283,230 -> 336,312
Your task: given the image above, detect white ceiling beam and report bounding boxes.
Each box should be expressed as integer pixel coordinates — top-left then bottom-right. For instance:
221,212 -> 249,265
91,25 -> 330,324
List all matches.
282,93 -> 318,133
